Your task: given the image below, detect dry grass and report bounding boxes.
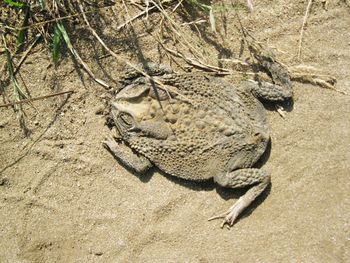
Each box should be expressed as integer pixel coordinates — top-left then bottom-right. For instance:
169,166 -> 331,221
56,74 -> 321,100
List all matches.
0,0 -> 236,135
1,0 -> 340,135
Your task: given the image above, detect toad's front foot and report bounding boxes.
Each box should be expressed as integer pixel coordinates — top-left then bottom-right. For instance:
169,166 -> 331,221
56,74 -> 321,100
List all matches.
103,135 -> 117,151
103,135 -> 153,174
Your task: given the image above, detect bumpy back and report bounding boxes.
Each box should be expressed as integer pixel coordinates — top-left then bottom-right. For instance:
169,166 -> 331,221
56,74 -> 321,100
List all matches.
126,73 -> 269,180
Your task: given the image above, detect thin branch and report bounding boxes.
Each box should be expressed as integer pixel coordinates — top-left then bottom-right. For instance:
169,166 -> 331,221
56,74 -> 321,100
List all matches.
297,0 -> 313,60
0,90 -> 74,108
149,0 -> 205,61
14,34 -> 41,75
161,44 -> 230,74
172,0 -> 184,12
116,6 -> 156,31
4,10 -> 95,32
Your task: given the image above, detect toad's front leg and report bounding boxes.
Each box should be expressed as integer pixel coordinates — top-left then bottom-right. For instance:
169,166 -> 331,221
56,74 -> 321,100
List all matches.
103,136 -> 153,174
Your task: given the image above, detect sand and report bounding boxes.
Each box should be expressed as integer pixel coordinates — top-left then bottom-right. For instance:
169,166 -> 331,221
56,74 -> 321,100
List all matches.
1,1 -> 350,262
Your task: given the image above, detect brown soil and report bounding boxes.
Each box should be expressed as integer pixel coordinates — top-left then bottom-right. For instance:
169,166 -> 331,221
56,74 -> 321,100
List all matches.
1,1 -> 350,262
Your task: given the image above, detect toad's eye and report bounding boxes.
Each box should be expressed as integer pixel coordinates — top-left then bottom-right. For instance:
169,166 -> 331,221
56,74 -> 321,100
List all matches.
118,112 -> 134,129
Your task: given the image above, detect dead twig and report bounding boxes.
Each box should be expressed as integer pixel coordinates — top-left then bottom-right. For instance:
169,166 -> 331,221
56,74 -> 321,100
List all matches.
287,64 -> 344,94
55,22 -> 110,89
4,10 -> 96,32
0,90 -> 74,108
116,6 -> 156,31
14,34 -> 41,75
150,0 -> 205,61
172,0 -> 184,12
161,44 -> 230,74
290,73 -> 347,95
297,0 -> 313,60
247,0 -> 254,11
77,1 -> 191,103
121,0 -> 131,19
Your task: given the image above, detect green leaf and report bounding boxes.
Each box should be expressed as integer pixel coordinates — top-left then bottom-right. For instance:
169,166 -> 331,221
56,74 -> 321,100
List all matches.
185,0 -> 211,12
3,40 -> 28,100
4,0 -> 27,8
16,6 -> 30,49
56,22 -> 74,52
53,24 -> 62,63
209,7 -> 216,33
39,0 -> 46,9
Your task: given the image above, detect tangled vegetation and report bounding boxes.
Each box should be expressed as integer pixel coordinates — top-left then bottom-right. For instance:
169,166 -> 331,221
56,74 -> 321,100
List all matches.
1,1 -> 255,135
1,0 -> 338,135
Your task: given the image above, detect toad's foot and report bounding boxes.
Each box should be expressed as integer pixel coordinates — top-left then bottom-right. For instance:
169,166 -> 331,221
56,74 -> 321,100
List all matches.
208,196 -> 252,228
211,168 -> 270,228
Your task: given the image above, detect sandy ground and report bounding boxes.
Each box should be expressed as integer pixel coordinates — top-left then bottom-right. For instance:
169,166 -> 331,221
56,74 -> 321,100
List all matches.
1,1 -> 350,262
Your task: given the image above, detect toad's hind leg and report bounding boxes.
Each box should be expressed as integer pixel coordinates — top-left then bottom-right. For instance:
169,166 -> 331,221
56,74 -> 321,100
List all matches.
210,168 -> 270,227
